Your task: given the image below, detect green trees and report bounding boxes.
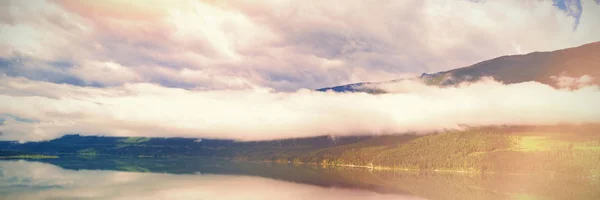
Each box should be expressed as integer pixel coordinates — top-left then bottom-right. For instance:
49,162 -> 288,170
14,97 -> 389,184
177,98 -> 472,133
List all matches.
3,127 -> 599,176
239,130 -> 600,176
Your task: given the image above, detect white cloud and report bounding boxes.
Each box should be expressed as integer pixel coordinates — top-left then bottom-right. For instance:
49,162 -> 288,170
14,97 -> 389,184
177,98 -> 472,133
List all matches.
0,0 -> 93,60
0,76 -> 599,142
1,1 -> 599,142
550,75 -> 594,89
69,61 -> 141,85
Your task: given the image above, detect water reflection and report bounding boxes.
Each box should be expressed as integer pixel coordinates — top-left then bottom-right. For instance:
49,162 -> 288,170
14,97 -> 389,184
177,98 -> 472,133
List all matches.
0,160 -> 422,200
1,158 -> 599,200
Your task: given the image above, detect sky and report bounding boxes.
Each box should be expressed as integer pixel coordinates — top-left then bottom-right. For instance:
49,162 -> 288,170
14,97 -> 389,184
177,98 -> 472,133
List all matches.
1,0 -> 600,141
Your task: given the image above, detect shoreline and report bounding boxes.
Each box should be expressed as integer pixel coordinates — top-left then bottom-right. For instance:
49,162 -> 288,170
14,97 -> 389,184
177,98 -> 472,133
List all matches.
249,159 -> 586,178
0,154 -> 595,178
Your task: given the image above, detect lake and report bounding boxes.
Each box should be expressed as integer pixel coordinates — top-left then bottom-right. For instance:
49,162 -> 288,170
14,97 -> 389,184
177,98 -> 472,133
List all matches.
0,157 -> 598,200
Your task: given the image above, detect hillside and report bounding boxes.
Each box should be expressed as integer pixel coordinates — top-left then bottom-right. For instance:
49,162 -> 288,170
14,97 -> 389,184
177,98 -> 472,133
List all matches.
0,135 -> 370,158
2,125 -> 600,176
318,41 -> 600,92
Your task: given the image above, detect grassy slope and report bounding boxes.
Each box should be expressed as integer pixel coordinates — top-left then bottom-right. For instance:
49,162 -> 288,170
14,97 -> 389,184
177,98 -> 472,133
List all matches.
248,130 -> 600,176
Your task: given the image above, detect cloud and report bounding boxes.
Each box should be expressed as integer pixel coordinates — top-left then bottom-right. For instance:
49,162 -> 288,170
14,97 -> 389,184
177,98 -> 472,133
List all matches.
550,75 -> 594,89
1,1 -> 600,142
0,161 -> 423,200
68,61 -> 142,86
0,75 -> 599,142
1,0 -> 599,90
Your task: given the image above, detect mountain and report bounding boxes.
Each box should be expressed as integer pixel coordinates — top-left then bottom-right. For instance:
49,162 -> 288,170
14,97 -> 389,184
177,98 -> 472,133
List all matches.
318,41 -> 600,92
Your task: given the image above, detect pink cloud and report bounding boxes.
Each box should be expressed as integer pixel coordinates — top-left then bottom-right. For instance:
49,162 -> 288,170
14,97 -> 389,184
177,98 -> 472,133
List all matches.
3,0 -> 599,90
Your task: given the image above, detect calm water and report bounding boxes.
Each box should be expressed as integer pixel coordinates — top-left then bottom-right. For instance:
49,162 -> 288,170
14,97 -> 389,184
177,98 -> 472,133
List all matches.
0,157 -> 599,200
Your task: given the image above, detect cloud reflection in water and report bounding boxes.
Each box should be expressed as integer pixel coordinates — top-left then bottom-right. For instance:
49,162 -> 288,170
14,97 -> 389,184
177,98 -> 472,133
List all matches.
0,160 -> 423,200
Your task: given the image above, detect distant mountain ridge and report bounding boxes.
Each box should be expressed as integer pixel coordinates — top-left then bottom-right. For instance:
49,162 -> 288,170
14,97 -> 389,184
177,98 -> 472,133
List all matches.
318,41 -> 600,92
0,134 -> 371,158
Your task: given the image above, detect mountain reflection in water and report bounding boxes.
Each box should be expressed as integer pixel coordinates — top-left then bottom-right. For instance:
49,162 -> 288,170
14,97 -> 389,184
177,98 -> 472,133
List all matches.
0,157 -> 599,200
0,160 -> 421,200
